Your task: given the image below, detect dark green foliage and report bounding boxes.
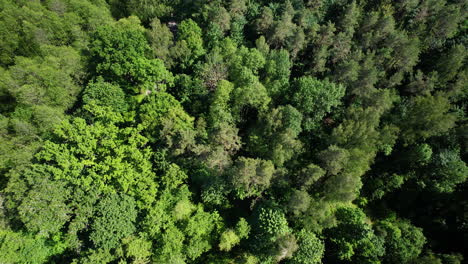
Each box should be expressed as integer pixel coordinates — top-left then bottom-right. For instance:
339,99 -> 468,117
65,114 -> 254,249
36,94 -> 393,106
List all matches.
425,149 -> 467,193
318,145 -> 349,176
90,193 -> 137,250
147,18 -> 173,66
413,252 -> 464,264
325,207 -> 385,263
18,178 -> 70,237
127,0 -> 178,22
230,157 -> 275,199
248,105 -> 303,166
287,189 -> 311,216
399,94 -> 457,144
376,219 -> 426,264
434,44 -> 466,84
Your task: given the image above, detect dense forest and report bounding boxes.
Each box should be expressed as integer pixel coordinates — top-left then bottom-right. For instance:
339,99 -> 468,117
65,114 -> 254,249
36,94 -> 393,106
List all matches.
0,0 -> 467,263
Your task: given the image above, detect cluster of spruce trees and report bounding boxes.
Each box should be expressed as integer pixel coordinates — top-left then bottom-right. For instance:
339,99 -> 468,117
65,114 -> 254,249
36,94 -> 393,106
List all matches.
0,0 -> 466,263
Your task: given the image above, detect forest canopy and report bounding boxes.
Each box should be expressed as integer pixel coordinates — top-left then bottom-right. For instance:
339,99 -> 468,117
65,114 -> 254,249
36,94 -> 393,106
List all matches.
0,0 -> 467,263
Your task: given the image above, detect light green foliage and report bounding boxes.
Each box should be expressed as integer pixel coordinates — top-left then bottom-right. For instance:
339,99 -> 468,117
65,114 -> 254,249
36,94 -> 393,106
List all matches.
0,0 -> 466,262
173,199 -> 195,220
219,230 -> 240,251
34,107 -> 158,207
139,92 -> 194,133
90,193 -> 137,250
230,157 -> 275,199
236,218 -> 251,239
255,208 -> 290,242
0,229 -> 61,264
72,249 -> 115,264
263,49 -> 291,100
2,45 -> 83,110
121,236 -> 153,263
228,46 -> 266,83
288,230 -> 324,264
160,163 -> 188,190
221,45 -> 271,118
152,224 -> 185,263
255,36 -> 270,56
64,0 -> 114,31
292,77 -> 345,130
90,16 -> 173,92
178,19 -> 205,58
376,219 -> 426,264
209,80 -> 235,128
218,218 -> 250,251
143,162 -> 222,263
82,77 -> 128,113
171,19 -> 205,68
138,92 -> 194,153
185,206 -> 221,260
